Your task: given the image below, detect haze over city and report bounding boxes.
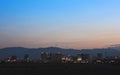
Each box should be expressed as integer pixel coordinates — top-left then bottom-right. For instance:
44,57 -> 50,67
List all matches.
0,0 -> 120,49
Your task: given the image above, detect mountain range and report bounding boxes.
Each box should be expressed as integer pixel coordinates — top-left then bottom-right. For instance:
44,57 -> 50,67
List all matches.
0,47 -> 120,60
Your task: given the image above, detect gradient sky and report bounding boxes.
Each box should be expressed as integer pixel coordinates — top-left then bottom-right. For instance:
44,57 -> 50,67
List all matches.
0,0 -> 120,49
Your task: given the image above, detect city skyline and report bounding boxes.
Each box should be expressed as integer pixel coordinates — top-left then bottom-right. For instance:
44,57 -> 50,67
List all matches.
0,0 -> 120,49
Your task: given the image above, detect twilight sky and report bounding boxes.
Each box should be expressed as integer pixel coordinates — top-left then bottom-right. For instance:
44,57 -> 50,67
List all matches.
0,0 -> 120,49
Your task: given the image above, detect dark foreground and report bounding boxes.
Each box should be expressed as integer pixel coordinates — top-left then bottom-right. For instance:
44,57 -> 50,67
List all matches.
0,63 -> 120,75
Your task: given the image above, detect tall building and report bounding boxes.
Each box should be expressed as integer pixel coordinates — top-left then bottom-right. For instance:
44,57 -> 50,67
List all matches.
10,55 -> 17,62
24,54 -> 30,62
49,52 -> 63,62
79,54 -> 93,63
24,54 -> 29,60
97,53 -> 103,59
76,54 -> 82,63
41,52 -> 49,62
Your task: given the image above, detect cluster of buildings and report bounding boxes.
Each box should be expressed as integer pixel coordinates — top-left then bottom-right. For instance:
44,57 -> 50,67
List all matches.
2,54 -> 33,63
40,52 -> 120,64
40,52 -> 94,63
1,52 -> 120,64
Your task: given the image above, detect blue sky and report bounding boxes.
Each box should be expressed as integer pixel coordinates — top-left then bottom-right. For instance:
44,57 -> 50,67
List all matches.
0,0 -> 120,49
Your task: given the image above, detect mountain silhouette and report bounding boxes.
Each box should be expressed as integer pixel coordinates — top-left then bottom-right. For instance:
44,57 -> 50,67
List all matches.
0,47 -> 120,60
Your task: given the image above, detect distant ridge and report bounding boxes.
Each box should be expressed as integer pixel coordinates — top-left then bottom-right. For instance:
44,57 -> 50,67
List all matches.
0,46 -> 120,60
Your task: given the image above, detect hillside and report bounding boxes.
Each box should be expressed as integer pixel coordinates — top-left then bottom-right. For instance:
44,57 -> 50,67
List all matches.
0,47 -> 120,60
